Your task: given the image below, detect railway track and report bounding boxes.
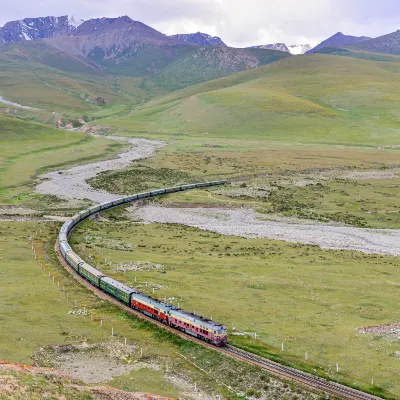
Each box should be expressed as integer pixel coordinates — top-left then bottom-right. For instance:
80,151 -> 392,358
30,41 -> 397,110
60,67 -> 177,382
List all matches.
55,240 -> 382,400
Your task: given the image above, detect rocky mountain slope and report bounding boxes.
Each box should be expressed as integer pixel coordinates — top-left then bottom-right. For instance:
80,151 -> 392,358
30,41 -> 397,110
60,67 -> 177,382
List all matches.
0,16 -> 76,44
307,32 -> 370,53
352,29 -> 400,55
0,15 -> 290,110
171,32 -> 226,46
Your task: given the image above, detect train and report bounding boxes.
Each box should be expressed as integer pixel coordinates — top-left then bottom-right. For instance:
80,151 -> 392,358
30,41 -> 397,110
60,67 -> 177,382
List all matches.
58,181 -> 228,346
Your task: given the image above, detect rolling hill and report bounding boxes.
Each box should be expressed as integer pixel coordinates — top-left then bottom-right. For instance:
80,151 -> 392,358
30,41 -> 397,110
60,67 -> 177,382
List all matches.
0,16 -> 290,115
98,54 -> 400,146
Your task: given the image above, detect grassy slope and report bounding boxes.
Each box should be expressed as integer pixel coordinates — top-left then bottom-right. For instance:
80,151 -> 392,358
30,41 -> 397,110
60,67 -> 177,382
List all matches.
99,54 -> 400,145
72,217 -> 400,399
0,42 -> 144,115
315,46 -> 400,62
0,40 -> 290,119
0,116 -> 121,207
0,221 -> 315,400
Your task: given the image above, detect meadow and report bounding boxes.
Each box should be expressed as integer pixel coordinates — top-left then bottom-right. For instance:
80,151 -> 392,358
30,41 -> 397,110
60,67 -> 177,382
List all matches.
72,217 -> 400,398
1,47 -> 400,399
0,116 -> 127,209
0,221 -> 315,400
98,55 -> 400,146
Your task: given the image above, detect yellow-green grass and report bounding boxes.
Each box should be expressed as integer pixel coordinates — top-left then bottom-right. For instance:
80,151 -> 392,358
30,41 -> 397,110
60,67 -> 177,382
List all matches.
87,134 -> 400,228
0,222 -> 315,400
0,116 -> 125,207
72,219 -> 400,398
99,54 -> 400,146
0,51 -> 142,116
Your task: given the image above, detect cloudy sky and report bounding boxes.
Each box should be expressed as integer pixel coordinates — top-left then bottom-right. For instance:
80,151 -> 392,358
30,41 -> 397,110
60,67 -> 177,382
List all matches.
0,0 -> 399,47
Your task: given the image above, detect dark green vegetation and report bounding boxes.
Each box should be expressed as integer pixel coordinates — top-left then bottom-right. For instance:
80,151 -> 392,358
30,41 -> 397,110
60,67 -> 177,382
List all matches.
89,165 -> 193,194
72,218 -> 400,398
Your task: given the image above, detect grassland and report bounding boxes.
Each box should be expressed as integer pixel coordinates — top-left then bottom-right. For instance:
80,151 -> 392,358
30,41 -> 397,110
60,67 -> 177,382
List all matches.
71,216 -> 400,399
98,54 -> 400,146
0,221 -> 317,400
0,116 -> 129,209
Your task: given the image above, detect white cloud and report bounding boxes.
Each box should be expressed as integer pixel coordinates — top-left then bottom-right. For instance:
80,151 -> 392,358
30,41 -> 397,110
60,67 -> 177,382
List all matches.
0,0 -> 399,47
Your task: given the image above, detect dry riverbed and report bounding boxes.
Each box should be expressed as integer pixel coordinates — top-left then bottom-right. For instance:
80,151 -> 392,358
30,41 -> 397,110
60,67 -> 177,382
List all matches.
36,135 -> 165,204
35,134 -> 400,255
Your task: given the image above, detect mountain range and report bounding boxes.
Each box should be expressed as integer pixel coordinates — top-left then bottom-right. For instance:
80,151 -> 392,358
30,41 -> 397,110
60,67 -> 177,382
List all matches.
306,32 -> 371,53
0,13 -> 399,115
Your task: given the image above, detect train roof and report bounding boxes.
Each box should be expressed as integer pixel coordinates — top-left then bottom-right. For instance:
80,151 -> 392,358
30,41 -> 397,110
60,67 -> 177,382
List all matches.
132,292 -> 172,310
101,276 -> 136,295
79,262 -> 105,278
170,308 -> 225,329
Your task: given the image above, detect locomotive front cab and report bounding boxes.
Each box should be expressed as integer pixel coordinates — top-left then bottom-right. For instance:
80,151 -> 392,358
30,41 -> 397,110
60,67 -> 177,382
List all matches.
213,326 -> 228,346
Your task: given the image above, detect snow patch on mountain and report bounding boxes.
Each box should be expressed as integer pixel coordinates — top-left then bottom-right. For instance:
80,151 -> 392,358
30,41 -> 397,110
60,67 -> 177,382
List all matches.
252,43 -> 289,52
288,44 -> 313,54
0,15 -> 77,44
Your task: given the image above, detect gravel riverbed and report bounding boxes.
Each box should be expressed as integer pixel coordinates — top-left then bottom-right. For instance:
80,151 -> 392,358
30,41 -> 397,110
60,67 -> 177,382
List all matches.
34,134 -> 400,255
134,206 -> 400,256
36,135 -> 165,204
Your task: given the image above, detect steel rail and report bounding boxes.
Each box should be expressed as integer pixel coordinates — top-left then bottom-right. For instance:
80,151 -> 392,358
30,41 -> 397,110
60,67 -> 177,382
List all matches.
55,183 -> 384,400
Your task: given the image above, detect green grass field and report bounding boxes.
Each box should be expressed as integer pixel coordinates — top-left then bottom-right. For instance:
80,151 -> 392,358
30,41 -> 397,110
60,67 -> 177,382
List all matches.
99,54 -> 400,146
71,217 -> 400,399
0,116 -> 127,209
1,46 -> 400,399
0,221 -> 316,400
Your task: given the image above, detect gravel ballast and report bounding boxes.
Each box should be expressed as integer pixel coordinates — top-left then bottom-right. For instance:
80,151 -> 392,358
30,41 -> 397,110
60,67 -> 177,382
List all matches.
135,206 -> 400,256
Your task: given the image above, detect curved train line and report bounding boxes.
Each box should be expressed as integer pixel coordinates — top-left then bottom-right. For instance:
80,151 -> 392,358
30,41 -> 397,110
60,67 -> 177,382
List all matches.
57,181 -> 382,400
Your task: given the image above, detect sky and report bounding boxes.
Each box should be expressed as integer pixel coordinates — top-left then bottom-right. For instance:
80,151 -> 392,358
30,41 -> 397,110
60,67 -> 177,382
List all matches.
0,0 -> 399,47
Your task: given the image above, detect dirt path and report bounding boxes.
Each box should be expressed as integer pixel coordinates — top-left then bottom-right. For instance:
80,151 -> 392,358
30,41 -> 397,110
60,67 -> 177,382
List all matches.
133,206 -> 400,256
36,135 -> 165,204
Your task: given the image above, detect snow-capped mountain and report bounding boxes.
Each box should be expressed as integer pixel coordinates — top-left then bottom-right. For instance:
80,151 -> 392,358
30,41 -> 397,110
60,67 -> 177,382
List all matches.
171,32 -> 226,46
287,44 -> 313,54
252,43 -> 289,52
251,43 -> 312,54
0,16 -> 79,44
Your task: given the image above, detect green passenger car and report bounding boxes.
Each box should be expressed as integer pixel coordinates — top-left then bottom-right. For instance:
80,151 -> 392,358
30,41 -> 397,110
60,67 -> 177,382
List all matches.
79,262 -> 105,286
100,277 -> 135,304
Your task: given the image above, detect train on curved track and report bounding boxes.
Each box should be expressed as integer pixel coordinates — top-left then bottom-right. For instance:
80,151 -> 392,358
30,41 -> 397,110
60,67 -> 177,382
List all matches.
58,181 -> 228,347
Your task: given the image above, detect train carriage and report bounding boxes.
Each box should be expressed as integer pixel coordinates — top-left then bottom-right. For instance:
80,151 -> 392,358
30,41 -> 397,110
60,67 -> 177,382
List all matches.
59,241 -> 73,258
136,192 -> 152,199
131,292 -> 171,323
112,198 -> 127,207
150,189 -> 166,197
164,186 -> 181,194
65,251 -> 84,271
100,277 -> 136,305
79,262 -> 105,286
124,194 -> 138,202
180,184 -> 197,191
